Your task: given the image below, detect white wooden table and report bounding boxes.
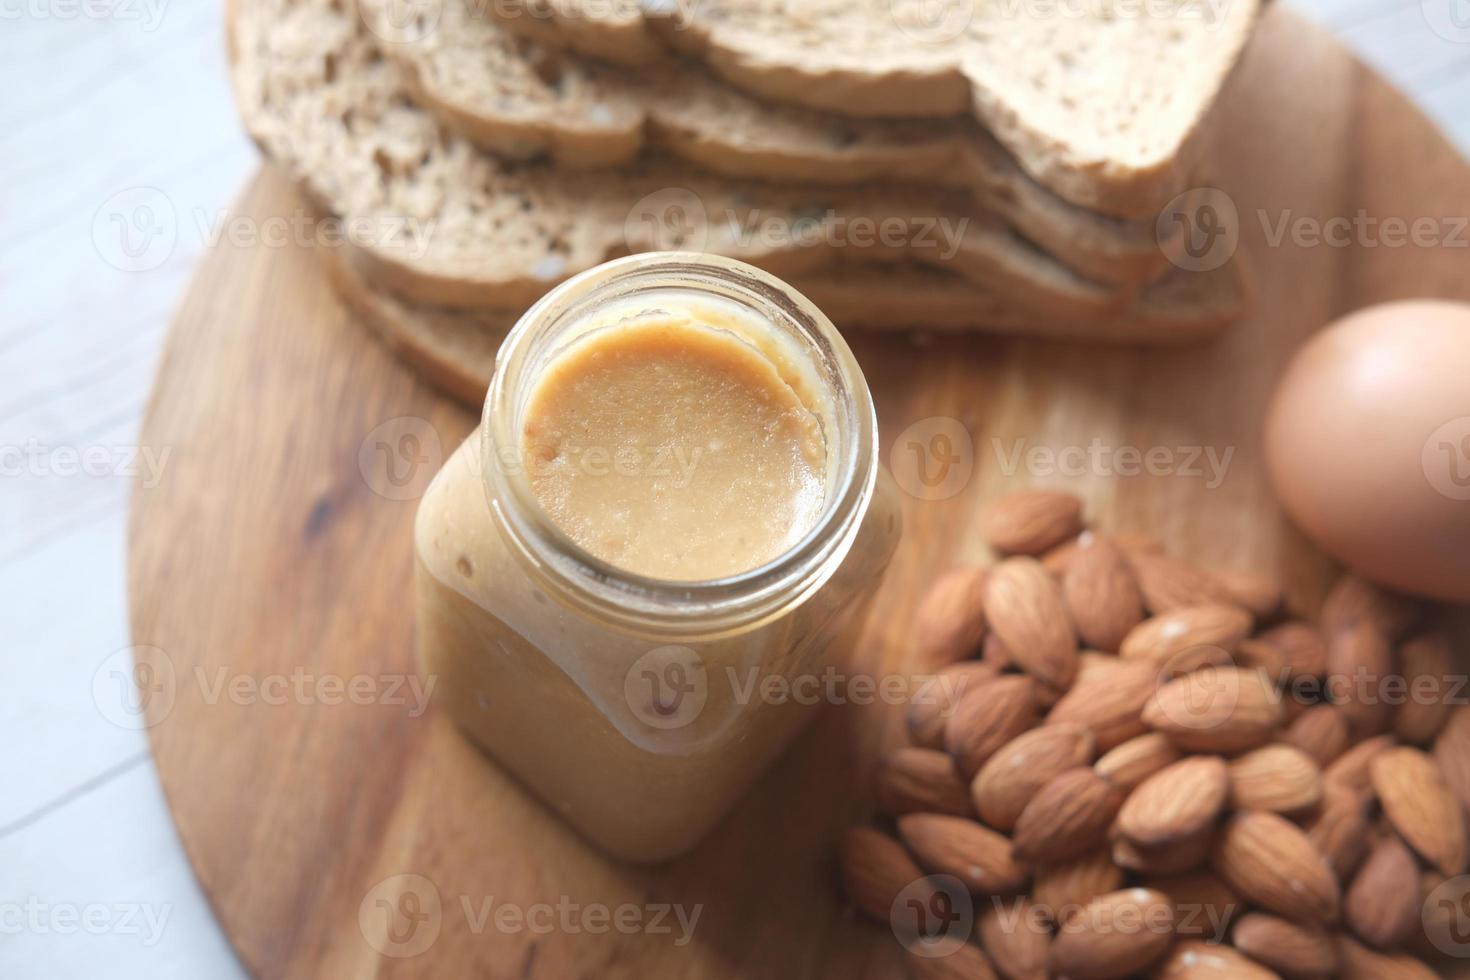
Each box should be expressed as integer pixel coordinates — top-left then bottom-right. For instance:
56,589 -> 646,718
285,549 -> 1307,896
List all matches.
1,2 -> 1466,975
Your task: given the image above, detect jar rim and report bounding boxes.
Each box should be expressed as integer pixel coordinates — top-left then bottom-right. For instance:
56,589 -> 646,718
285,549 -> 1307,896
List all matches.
480,252 -> 879,637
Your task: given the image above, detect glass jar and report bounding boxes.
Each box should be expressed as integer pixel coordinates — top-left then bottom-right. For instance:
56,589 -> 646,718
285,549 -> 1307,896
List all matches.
414,253 -> 902,862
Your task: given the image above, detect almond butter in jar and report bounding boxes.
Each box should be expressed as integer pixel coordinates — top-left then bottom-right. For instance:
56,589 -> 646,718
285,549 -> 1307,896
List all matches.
414,253 -> 902,862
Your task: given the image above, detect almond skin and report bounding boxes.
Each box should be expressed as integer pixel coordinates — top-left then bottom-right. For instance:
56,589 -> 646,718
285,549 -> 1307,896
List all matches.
1232,913 -> 1338,977
839,827 -> 929,924
1226,744 -> 1322,814
913,565 -> 990,667
1012,768 -> 1124,863
978,897 -> 1050,980
1095,732 -> 1182,791
982,490 -> 1084,556
874,747 -> 974,818
1393,629 -> 1456,744
1142,869 -> 1242,938
1306,783 -> 1372,881
983,557 -> 1079,690
1111,829 -> 1213,877
1049,888 -> 1174,979
943,674 -> 1040,777
1063,536 -> 1145,653
1371,746 -> 1469,876
1151,939 -> 1280,979
1322,732 -> 1395,794
897,813 -> 1031,895
1116,756 -> 1229,848
1125,552 -> 1236,614
1214,570 -> 1284,620
972,723 -> 1095,831
1344,832 -> 1420,949
1119,604 -> 1254,671
1211,811 -> 1339,925
1046,657 -> 1158,751
1252,620 -> 1328,679
906,661 -> 998,749
1335,933 -> 1438,980
905,942 -> 1000,980
1031,850 -> 1123,923
1327,621 -> 1395,737
1320,573 -> 1421,641
1142,667 -> 1284,754
1280,703 -> 1349,766
1433,705 -> 1470,813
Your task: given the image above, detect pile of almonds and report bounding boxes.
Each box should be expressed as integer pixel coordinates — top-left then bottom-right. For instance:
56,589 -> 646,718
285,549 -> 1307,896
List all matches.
840,490 -> 1469,979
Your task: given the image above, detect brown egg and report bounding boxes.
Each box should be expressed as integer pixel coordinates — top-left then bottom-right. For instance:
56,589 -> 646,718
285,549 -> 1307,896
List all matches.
1265,299 -> 1470,602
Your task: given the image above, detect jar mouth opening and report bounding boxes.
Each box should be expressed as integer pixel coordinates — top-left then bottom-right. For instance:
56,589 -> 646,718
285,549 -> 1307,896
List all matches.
481,253 -> 878,631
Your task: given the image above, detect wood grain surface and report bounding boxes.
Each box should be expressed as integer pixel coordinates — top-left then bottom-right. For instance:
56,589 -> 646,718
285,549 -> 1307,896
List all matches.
129,8 -> 1470,977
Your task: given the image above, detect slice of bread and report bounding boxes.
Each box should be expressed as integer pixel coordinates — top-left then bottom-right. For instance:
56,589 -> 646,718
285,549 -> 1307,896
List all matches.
362,0 -> 1168,285
484,0 -> 1263,217
323,241 -> 1246,406
230,0 -> 1154,319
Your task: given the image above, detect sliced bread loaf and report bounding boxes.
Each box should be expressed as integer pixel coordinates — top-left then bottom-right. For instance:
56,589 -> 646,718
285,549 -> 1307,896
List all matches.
231,0 -> 1149,317
324,240 -> 1245,406
483,0 -> 1263,217
362,0 -> 1168,285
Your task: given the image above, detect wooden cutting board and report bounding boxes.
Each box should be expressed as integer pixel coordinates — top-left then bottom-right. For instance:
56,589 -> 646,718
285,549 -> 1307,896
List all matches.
129,9 -> 1470,977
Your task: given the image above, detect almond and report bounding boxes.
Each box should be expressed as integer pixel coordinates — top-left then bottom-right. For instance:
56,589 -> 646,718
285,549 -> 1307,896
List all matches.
1012,768 -> 1124,863
1150,939 -> 1279,979
1046,658 -> 1158,751
906,662 -> 998,749
982,490 -> 1084,556
1063,536 -> 1145,653
1335,933 -> 1438,980
839,827 -> 929,924
1251,620 -> 1328,679
1226,745 -> 1322,814
1344,832 -> 1420,949
981,632 -> 1015,670
1112,829 -> 1213,877
1143,870 -> 1242,938
1306,783 -> 1371,880
1371,746 -> 1468,876
1327,621 -> 1394,737
1322,732 -> 1394,794
905,942 -> 1000,980
983,558 -> 1079,689
874,747 -> 974,818
897,813 -> 1031,895
1231,913 -> 1338,977
1119,604 -> 1253,671
1095,732 -> 1182,790
1211,811 -> 1339,925
1125,552 -> 1236,614
1230,639 -> 1290,682
913,565 -> 990,667
972,723 -> 1095,831
1031,850 -> 1123,923
1116,756 -> 1229,847
1142,667 -> 1284,754
1041,533 -> 1086,577
978,897 -> 1050,980
1049,888 -> 1174,979
1393,629 -> 1456,744
1214,569 -> 1284,621
1320,573 -> 1421,641
1280,704 -> 1349,766
943,675 -> 1040,777
1433,704 -> 1470,813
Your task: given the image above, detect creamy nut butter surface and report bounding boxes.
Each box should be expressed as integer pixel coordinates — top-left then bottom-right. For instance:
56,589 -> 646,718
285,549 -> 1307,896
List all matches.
414,255 -> 900,861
